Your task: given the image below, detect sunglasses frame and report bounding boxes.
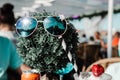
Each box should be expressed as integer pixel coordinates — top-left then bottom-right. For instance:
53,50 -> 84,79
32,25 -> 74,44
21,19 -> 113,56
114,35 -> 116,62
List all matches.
43,16 -> 67,37
15,15 -> 67,37
15,17 -> 38,37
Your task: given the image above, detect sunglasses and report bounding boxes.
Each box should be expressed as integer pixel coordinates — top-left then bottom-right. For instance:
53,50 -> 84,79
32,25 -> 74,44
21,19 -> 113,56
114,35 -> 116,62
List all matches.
15,15 -> 67,37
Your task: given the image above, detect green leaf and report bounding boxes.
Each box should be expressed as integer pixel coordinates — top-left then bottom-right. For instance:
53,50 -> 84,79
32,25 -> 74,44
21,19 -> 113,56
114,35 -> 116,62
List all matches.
17,11 -> 78,72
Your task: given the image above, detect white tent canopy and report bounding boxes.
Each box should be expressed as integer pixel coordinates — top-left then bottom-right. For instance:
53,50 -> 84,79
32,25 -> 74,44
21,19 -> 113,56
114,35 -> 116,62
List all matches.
0,0 -> 120,17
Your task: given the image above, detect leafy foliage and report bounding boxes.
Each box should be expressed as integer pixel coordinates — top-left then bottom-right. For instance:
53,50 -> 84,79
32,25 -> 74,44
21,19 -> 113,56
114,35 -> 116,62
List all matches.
16,12 -> 79,73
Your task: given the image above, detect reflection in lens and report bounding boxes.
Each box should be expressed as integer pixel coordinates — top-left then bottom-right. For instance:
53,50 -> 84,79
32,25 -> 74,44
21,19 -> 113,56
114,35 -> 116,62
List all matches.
16,17 -> 37,37
56,62 -> 73,75
43,16 -> 67,36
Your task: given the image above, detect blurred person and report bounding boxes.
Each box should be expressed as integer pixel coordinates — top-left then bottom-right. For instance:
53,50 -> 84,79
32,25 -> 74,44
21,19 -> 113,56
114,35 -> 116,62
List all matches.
88,36 -> 96,44
0,36 -> 31,80
101,32 -> 107,48
112,32 -> 120,57
78,33 -> 88,43
94,31 -> 107,58
118,38 -> 120,56
112,32 -> 120,47
0,3 -> 17,45
0,3 -> 31,80
94,31 -> 101,45
101,32 -> 108,58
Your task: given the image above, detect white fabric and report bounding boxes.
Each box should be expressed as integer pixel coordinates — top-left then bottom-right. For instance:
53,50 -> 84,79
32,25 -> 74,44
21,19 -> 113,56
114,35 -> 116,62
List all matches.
0,31 -> 17,44
105,62 -> 120,80
74,72 -> 112,80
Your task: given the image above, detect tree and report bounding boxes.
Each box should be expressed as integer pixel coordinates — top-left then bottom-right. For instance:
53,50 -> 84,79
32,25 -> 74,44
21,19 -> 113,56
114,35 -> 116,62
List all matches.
16,12 -> 79,75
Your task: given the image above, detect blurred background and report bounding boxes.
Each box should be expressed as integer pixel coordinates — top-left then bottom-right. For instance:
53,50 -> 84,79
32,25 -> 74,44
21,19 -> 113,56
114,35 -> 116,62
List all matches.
0,0 -> 120,37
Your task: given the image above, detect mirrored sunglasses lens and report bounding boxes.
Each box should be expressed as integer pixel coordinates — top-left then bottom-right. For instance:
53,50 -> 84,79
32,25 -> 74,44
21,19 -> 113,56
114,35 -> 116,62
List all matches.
43,16 -> 67,36
16,17 -> 37,37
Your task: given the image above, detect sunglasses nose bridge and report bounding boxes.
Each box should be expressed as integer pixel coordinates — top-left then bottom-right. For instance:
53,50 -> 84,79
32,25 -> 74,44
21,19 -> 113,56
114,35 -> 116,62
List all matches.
59,15 -> 65,20
37,20 -> 43,23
